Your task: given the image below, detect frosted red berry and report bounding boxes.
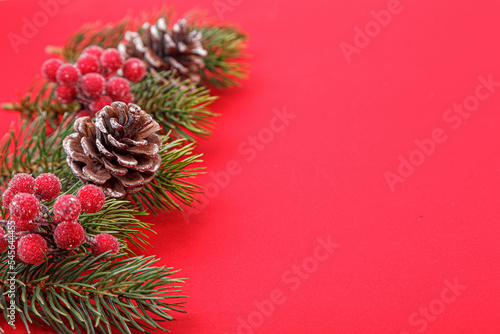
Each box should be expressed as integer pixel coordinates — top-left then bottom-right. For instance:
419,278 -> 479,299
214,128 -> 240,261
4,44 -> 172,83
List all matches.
0,229 -> 8,251
91,233 -> 120,257
42,59 -> 64,82
10,193 -> 40,221
122,93 -> 134,104
55,85 -> 77,104
17,234 -> 48,265
79,73 -> 105,98
106,77 -> 131,101
53,195 -> 81,221
56,64 -> 80,86
35,173 -> 62,202
14,220 -> 38,233
77,184 -> 105,213
123,58 -> 147,83
9,173 -> 35,195
76,110 -> 93,118
89,95 -> 113,113
100,48 -> 123,72
2,189 -> 14,210
54,221 -> 85,250
76,53 -> 101,75
82,45 -> 103,59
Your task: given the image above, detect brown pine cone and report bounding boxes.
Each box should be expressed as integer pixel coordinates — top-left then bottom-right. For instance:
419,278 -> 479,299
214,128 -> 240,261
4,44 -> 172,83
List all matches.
63,102 -> 162,197
118,18 -> 207,82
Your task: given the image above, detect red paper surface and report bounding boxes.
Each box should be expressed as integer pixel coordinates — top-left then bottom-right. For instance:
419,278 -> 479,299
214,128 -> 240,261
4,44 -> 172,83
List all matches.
1,0 -> 500,333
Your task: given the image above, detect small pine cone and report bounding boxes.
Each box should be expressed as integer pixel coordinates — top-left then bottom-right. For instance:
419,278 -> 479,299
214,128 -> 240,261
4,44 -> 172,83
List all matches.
63,102 -> 162,197
118,18 -> 207,82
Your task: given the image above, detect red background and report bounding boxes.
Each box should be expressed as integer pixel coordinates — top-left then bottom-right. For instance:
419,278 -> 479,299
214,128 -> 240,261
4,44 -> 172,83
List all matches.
1,0 -> 500,333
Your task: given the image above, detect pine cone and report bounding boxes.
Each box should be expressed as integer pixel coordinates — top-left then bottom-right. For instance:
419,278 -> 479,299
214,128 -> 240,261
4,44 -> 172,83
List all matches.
63,102 -> 162,198
118,18 -> 207,82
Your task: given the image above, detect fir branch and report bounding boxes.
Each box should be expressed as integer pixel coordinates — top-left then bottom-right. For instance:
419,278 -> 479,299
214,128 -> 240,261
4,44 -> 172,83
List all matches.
195,24 -> 249,88
2,80 -> 79,127
129,133 -> 204,213
0,251 -> 185,334
0,113 -> 204,213
60,18 -> 132,63
132,70 -> 218,141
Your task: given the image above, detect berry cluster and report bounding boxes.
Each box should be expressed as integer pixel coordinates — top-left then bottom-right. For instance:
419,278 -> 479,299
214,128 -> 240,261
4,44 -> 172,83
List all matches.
42,45 -> 147,118
1,173 -> 120,265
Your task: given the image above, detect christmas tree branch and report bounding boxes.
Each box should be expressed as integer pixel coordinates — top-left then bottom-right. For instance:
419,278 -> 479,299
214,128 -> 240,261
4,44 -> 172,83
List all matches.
0,251 -> 185,334
132,70 -> 218,141
0,113 -> 204,213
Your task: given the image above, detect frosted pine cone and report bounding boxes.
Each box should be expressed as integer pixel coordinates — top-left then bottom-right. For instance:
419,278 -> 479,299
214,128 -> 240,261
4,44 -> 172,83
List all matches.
63,102 -> 162,197
118,18 -> 207,82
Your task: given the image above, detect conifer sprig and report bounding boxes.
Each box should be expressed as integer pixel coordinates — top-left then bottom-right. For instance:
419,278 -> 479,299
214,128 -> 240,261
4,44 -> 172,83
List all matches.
0,251 -> 185,334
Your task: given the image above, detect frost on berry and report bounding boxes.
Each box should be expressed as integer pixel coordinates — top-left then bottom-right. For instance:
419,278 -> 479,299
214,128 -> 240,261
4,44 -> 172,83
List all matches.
123,58 -> 147,82
9,173 -> 35,194
106,77 -> 131,101
17,234 -> 48,265
56,64 -> 80,86
14,220 -> 38,233
42,59 -> 64,82
100,48 -> 123,72
89,95 -> 113,113
82,45 -> 103,59
55,85 -> 77,104
0,228 -> 8,251
76,110 -> 93,118
2,189 -> 14,210
77,54 -> 101,75
77,184 -> 106,213
91,233 -> 120,257
79,73 -> 106,98
53,194 -> 82,221
10,193 -> 40,222
54,221 -> 85,250
35,173 -> 62,202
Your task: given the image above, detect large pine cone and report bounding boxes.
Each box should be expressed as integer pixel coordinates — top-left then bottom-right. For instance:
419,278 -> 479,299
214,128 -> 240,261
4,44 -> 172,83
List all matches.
118,18 -> 207,82
63,102 -> 162,197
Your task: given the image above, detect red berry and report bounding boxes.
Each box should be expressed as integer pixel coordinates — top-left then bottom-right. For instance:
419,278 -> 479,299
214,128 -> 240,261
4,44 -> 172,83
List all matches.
2,189 -> 14,210
76,110 -> 93,118
106,77 -> 131,101
53,195 -> 81,222
76,54 -> 101,75
17,234 -> 48,265
91,233 -> 120,257
42,59 -> 64,82
54,221 -> 85,250
79,73 -> 105,98
10,193 -> 40,221
123,58 -> 147,82
89,95 -> 113,113
35,173 -> 62,202
55,85 -> 77,104
56,64 -> 80,86
0,228 -> 8,251
100,48 -> 123,72
14,220 -> 38,233
82,45 -> 103,59
77,185 -> 105,213
9,173 -> 35,195
122,93 -> 134,104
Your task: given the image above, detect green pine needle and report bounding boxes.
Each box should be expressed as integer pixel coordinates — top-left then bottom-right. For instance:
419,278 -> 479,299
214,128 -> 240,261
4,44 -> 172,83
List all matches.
0,251 -> 185,334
